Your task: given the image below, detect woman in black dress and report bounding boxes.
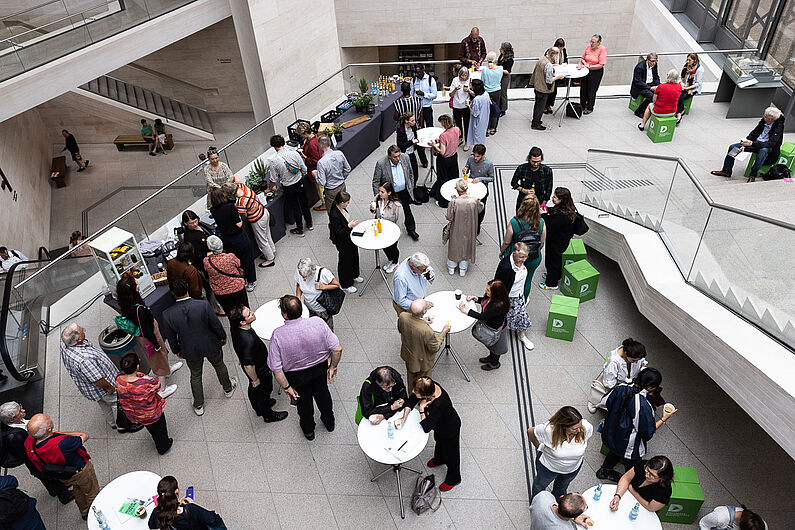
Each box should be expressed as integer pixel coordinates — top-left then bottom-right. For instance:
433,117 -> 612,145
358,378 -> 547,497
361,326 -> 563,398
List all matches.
208,187 -> 256,290
459,279 -> 510,370
149,476 -> 225,530
397,377 -> 461,491
539,187 -> 576,290
610,455 -> 674,513
328,192 -> 362,293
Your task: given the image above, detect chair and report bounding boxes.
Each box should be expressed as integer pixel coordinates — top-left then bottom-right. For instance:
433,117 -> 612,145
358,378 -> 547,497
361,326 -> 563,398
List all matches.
647,112 -> 677,143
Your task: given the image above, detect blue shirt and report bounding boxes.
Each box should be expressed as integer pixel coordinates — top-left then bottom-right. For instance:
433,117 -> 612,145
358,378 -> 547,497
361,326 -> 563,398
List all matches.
411,73 -> 437,108
481,66 -> 503,93
392,258 -> 434,310
390,161 -> 406,192
757,122 -> 773,143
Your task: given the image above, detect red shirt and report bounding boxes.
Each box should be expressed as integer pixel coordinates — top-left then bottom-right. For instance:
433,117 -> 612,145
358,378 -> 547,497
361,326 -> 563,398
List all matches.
652,82 -> 683,115
439,127 -> 461,159
115,373 -> 165,425
302,134 -> 322,176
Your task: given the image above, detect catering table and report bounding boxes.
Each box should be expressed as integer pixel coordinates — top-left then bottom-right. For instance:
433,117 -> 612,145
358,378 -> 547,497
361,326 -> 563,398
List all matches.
357,408 -> 429,519
351,218 -> 400,297
439,179 -> 488,201
87,471 -> 160,529
425,290 -> 476,382
333,91 -> 402,169
103,255 -> 175,329
582,484 -> 662,529
261,190 -> 287,242
251,298 -> 310,341
552,64 -> 590,126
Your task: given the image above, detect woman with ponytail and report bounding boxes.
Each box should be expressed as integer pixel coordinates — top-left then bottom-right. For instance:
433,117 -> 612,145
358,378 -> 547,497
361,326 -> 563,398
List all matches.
587,337 -> 649,413
595,368 -> 678,483
149,476 -> 226,529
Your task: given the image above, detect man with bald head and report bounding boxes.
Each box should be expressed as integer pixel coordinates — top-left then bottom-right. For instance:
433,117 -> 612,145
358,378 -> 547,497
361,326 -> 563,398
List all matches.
24,413 -> 99,519
459,27 -> 487,68
397,298 -> 450,390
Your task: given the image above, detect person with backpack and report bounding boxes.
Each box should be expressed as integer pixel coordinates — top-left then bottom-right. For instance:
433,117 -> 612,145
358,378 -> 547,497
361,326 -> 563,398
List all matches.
358,366 -> 408,424
267,134 -> 313,237
500,195 -> 546,260
149,475 -> 226,530
539,187 -> 577,291
494,242 -> 536,351
0,474 -> 45,529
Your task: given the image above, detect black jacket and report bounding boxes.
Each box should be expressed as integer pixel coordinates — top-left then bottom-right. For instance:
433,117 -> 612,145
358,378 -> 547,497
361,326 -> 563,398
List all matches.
328,205 -> 355,249
162,298 -> 226,360
494,254 -> 532,301
630,60 -> 660,98
396,124 -> 419,153
359,366 -> 409,420
747,115 -> 785,162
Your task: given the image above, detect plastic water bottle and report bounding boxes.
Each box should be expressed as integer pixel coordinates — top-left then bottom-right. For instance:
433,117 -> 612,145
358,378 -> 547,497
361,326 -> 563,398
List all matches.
629,502 -> 639,521
387,421 -> 394,440
93,506 -> 111,530
593,483 -> 602,501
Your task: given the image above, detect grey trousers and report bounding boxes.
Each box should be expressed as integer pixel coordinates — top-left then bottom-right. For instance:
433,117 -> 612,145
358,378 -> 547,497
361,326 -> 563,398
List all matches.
97,392 -> 117,426
251,212 -> 276,260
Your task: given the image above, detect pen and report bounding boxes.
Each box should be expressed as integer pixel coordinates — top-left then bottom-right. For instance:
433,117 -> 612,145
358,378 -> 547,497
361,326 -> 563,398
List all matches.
398,440 -> 408,451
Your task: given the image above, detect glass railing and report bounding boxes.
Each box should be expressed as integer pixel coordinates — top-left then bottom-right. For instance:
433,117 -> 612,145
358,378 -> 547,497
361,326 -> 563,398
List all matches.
0,0 -> 198,82
583,149 -> 795,350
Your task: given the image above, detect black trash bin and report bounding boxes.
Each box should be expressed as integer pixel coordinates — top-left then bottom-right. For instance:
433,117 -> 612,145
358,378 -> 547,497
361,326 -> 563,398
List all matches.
98,325 -> 151,374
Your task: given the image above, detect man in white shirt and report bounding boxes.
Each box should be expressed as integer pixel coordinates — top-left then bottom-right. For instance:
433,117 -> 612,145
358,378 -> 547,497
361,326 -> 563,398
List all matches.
0,247 -> 28,273
411,64 -> 437,128
530,491 -> 592,529
630,53 -> 660,117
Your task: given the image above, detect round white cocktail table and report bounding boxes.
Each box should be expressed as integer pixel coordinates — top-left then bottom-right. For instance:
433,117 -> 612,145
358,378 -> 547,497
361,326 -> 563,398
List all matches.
582,484 -> 663,529
552,63 -> 590,126
416,126 -> 445,187
351,218 -> 400,297
251,298 -> 310,341
425,290 -> 476,382
357,409 -> 429,519
87,471 -> 160,529
439,179 -> 488,201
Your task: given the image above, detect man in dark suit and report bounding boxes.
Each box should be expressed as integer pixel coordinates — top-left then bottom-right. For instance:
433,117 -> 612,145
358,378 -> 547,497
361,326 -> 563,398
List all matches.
711,106 -> 785,181
373,145 -> 419,240
630,53 -> 660,117
162,279 -> 237,416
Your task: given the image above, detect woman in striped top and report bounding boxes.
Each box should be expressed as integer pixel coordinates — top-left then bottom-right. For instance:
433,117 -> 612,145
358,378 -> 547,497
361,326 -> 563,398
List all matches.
116,353 -> 173,455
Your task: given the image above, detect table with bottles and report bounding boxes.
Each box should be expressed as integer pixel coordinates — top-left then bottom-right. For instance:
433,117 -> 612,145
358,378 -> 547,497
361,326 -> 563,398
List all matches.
582,483 -> 662,529
88,471 -> 161,529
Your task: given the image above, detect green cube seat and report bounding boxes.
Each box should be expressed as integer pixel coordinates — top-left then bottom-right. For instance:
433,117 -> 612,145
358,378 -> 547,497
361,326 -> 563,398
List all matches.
744,141 -> 795,179
562,239 -> 587,268
560,260 -> 600,302
546,295 -> 579,342
628,95 -> 644,112
647,113 -> 677,143
657,466 -> 704,525
682,95 -> 693,115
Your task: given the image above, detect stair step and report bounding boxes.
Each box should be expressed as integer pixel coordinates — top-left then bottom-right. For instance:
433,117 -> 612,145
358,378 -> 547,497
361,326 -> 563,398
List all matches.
152,93 -> 165,116
98,76 -> 108,96
107,78 -> 118,100
187,106 -> 201,128
133,86 -> 145,109
116,82 -> 129,104
142,89 -> 155,113
198,110 -> 211,132
178,102 -> 192,125
88,79 -> 99,93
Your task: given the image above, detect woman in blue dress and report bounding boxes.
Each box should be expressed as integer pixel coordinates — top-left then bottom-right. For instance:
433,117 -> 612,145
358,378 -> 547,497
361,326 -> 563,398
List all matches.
467,78 -> 490,148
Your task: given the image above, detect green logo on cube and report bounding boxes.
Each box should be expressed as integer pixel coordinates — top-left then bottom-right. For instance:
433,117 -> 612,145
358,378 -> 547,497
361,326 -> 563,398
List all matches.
657,467 -> 704,525
646,114 -> 677,143
562,238 -> 587,268
546,295 -> 579,342
560,259 -> 600,302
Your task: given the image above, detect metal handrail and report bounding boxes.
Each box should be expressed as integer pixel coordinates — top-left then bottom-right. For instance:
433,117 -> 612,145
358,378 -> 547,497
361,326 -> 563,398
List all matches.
0,0 -> 118,46
0,0 -> 64,23
13,48 -> 767,287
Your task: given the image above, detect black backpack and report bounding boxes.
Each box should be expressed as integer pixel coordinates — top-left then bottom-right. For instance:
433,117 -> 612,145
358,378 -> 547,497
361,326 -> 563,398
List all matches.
513,219 -> 541,259
763,163 -> 791,181
0,487 -> 30,523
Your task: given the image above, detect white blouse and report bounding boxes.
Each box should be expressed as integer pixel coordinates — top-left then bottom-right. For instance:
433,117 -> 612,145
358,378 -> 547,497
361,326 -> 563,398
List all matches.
534,419 -> 594,474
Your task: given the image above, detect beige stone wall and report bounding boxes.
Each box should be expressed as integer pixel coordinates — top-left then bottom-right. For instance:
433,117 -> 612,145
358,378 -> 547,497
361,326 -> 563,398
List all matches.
0,108 -> 52,257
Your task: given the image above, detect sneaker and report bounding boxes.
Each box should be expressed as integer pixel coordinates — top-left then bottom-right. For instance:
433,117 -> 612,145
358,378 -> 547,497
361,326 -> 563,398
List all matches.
353,276 -> 364,283
289,228 -> 305,237
520,336 -> 535,350
538,282 -> 558,290
84,160 -> 89,167
343,286 -> 357,294
307,225 -> 314,231
587,402 -> 598,414
158,384 -> 177,399
224,377 -> 238,398
448,268 -> 455,275
193,405 -> 205,416
169,361 -> 183,374
383,261 -> 398,274
459,269 -> 466,277
246,282 -> 256,292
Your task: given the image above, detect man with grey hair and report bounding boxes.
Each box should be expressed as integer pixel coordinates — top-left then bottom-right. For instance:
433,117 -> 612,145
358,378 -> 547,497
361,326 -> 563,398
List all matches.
314,136 -> 351,212
373,145 -> 419,240
59,323 -> 144,432
392,252 -> 435,315
397,299 -> 450,390
712,106 -> 785,181
631,52 -> 660,117
0,401 -> 27,429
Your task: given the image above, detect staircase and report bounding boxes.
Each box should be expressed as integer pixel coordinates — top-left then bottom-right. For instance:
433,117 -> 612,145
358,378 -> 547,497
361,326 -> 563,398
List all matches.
78,75 -> 213,137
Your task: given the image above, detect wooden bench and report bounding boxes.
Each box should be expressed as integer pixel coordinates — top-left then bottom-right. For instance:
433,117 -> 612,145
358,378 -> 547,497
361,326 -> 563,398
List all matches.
113,133 -> 174,151
50,156 -> 66,188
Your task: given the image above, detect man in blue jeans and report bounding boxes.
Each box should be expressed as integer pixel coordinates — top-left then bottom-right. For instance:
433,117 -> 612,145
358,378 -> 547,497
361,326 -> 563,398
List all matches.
711,106 -> 784,181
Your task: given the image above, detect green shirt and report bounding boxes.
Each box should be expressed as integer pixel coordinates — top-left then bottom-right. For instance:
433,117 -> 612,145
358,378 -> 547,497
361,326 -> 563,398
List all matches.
141,124 -> 153,137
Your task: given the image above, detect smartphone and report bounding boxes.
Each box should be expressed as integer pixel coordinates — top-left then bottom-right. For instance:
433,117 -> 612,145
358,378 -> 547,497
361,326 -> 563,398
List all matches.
289,395 -> 298,407
185,486 -> 194,500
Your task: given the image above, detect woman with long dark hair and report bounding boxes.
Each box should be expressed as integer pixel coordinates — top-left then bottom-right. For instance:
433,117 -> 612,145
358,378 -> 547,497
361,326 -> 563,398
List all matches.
597,368 -> 678,483
497,42 -> 514,116
587,337 -> 649,413
116,353 -> 172,454
149,476 -> 225,530
166,242 -> 203,299
328,192 -> 362,293
209,187 -> 256,291
395,112 -> 423,188
116,275 -> 180,398
611,455 -> 674,513
527,406 -> 593,499
369,181 -> 403,273
459,279 -> 510,370
539,187 -> 576,290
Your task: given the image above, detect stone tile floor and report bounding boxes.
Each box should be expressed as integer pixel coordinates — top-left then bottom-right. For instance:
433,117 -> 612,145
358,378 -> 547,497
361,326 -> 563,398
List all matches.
28,97 -> 795,528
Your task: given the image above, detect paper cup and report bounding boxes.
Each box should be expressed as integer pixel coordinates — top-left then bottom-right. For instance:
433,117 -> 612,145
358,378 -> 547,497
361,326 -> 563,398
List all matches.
663,403 -> 675,414
454,289 -> 462,300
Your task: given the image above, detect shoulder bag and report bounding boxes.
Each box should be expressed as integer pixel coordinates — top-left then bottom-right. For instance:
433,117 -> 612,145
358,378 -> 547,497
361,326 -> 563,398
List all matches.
411,474 -> 442,515
573,212 -> 589,235
470,300 -> 504,347
29,440 -> 78,480
206,255 -> 245,279
316,268 -> 345,316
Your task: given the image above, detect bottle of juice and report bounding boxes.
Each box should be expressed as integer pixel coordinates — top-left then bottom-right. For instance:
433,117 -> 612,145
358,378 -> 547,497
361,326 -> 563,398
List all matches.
377,219 -> 382,233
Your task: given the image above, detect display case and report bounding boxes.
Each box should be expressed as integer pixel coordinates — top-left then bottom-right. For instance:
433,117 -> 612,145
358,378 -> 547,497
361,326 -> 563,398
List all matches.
725,53 -> 783,83
89,227 -> 155,298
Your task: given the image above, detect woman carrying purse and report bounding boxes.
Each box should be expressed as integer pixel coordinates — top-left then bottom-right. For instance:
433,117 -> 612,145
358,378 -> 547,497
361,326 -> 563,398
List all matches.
587,337 -> 648,413
458,279 -> 510,370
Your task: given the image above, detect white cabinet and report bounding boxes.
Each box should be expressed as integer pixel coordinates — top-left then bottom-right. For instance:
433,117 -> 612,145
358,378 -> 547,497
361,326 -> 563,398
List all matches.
88,227 -> 155,297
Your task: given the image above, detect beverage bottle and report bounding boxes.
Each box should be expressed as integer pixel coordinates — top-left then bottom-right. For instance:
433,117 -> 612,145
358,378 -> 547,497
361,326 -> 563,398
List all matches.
629,502 -> 639,521
377,219 -> 382,233
373,223 -> 378,236
593,483 -> 602,501
93,506 -> 111,530
387,421 -> 394,440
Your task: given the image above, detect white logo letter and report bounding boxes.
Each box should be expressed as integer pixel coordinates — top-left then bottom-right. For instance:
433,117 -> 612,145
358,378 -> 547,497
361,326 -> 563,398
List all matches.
552,319 -> 564,328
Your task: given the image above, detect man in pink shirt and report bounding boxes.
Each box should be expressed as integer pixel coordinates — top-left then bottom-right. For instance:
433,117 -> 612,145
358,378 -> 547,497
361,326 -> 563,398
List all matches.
268,295 -> 343,440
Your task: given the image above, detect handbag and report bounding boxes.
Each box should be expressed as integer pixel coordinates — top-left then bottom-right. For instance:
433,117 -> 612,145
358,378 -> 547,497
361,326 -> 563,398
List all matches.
573,212 -> 589,235
315,268 -> 345,316
471,320 -> 502,347
441,222 -> 451,244
411,474 -> 442,515
588,372 -> 609,408
206,255 -> 245,278
30,441 -> 78,480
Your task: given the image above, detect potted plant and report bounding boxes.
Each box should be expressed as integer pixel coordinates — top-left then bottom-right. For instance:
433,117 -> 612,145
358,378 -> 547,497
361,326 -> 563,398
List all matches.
353,77 -> 373,112
332,124 -> 343,141
246,157 -> 269,194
